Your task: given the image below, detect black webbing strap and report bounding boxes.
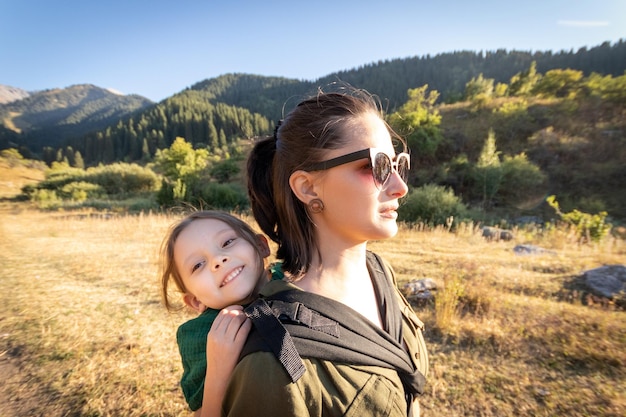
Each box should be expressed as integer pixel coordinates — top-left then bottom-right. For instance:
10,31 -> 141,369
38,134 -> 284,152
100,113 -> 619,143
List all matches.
270,299 -> 340,337
244,298 -> 306,383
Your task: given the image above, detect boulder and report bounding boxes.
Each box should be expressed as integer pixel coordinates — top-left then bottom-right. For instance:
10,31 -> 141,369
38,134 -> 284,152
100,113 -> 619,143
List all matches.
482,226 -> 514,241
583,264 -> 626,299
401,279 -> 437,304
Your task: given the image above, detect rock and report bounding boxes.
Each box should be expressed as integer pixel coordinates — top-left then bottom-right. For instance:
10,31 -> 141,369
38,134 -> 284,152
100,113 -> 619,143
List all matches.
583,265 -> 626,299
482,226 -> 514,241
513,244 -> 556,256
401,279 -> 437,303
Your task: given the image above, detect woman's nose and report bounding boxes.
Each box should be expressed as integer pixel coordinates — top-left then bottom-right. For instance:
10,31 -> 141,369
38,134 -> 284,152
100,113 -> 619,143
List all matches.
386,171 -> 408,198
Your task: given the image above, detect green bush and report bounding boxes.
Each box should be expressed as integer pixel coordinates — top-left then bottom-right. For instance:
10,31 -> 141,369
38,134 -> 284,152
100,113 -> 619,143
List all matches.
398,184 -> 468,227
35,164 -> 85,191
210,159 -> 240,183
157,181 -> 248,211
59,182 -> 105,202
30,189 -> 61,209
84,163 -> 160,195
23,162 -> 161,202
546,195 -> 612,243
195,183 -> 249,211
156,178 -> 176,207
498,153 -> 547,208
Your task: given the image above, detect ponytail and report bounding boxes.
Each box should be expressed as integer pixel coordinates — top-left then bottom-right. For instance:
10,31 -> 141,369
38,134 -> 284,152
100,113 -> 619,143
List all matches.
247,136 -> 279,243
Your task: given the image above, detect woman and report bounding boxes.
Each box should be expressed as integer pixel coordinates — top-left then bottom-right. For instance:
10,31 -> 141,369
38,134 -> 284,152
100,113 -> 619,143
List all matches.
223,88 -> 428,416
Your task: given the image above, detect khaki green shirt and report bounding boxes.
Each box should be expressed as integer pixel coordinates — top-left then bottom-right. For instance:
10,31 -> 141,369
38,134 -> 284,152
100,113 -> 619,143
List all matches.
222,259 -> 428,417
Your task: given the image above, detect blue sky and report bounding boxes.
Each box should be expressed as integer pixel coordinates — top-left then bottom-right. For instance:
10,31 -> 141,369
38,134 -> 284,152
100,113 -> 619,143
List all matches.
1,0 -> 624,102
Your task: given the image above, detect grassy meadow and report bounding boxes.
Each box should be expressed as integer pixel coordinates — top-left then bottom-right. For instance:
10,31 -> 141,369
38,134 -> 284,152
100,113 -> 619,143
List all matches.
1,171 -> 625,416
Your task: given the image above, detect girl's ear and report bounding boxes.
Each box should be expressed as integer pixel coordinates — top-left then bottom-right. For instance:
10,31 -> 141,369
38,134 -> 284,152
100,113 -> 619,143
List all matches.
256,234 -> 271,257
183,293 -> 207,313
289,170 -> 320,205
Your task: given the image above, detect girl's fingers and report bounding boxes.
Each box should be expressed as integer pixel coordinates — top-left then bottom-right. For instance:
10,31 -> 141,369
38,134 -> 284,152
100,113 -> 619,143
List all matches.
209,306 -> 250,342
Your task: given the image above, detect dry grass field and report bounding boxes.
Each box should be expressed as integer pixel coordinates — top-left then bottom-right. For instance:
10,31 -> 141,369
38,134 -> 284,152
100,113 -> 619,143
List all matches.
0,171 -> 625,416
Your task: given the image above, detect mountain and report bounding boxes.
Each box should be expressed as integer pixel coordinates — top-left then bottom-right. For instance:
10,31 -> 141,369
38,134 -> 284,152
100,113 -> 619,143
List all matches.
2,39 -> 625,163
0,84 -> 153,151
0,84 -> 30,104
1,40 -> 625,221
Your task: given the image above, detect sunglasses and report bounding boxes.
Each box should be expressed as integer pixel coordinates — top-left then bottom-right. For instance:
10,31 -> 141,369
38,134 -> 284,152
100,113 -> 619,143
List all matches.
306,148 -> 410,189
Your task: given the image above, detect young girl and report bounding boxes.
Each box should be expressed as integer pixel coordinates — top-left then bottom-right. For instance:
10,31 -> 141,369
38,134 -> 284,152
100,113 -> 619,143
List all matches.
159,210 -> 274,417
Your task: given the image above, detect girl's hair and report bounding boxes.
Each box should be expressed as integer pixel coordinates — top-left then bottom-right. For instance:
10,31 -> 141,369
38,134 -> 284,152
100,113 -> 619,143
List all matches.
159,210 -> 266,311
247,87 -> 405,278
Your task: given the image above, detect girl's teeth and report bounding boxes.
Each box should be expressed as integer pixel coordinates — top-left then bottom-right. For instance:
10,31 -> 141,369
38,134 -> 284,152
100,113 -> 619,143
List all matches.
222,267 -> 243,286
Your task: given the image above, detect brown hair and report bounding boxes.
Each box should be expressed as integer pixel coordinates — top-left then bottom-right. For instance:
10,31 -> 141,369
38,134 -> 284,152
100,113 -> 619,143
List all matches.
159,210 -> 266,311
247,87 -> 405,278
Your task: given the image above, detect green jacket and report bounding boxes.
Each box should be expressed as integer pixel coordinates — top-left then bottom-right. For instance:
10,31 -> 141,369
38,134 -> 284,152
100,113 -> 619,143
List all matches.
176,263 -> 285,411
176,308 -> 219,411
222,255 -> 428,416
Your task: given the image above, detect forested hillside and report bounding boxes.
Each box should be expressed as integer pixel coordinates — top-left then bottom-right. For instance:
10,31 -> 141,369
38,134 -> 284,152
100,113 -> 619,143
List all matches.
436,95 -> 625,221
0,84 -> 152,155
51,90 -> 269,165
322,39 -> 626,107
2,40 -> 625,222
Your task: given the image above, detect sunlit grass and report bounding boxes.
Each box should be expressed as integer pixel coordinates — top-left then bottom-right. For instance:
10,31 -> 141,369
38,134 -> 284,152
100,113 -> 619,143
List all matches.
0,207 -> 624,416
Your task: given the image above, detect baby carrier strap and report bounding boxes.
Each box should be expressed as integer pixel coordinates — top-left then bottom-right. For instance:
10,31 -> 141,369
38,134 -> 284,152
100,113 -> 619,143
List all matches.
243,297 -> 306,382
241,252 -> 425,396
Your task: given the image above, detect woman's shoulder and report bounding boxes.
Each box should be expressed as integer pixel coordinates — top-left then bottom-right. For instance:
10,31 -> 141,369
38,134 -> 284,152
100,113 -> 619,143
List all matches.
228,354 -> 409,416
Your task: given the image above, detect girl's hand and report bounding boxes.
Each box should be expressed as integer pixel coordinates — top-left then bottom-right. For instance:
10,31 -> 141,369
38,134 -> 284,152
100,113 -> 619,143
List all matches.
199,305 -> 251,417
206,305 -> 251,384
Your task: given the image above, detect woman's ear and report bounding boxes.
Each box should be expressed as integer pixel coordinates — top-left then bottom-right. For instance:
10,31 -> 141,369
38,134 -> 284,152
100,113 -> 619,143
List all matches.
183,293 -> 207,313
256,234 -> 271,257
289,170 -> 319,205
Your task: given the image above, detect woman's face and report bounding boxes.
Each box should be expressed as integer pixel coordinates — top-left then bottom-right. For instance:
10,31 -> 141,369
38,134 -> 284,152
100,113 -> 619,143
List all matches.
312,111 -> 409,245
174,219 -> 265,310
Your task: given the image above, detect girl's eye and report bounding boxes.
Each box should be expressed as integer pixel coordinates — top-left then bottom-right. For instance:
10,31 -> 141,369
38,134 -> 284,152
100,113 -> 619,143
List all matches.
191,260 -> 205,273
222,237 -> 236,248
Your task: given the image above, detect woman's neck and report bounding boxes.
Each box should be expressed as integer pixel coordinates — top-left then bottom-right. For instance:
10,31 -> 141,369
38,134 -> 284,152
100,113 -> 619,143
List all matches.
296,244 -> 383,328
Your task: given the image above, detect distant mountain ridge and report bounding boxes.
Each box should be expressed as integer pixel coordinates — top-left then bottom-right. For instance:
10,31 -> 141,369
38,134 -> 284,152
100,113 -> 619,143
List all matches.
0,84 -> 30,104
0,84 -> 153,151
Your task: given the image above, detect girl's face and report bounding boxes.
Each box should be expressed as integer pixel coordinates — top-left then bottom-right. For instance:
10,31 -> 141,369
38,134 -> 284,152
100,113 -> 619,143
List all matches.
174,219 -> 267,311
312,111 -> 409,245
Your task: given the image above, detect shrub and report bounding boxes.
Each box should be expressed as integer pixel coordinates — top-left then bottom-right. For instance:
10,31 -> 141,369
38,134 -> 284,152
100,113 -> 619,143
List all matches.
156,178 -> 176,207
84,163 -> 160,195
195,183 -> 249,211
23,162 -> 160,201
398,184 -> 468,227
546,195 -> 611,243
59,182 -> 105,202
498,153 -> 547,208
210,159 -> 240,183
30,189 -> 61,209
